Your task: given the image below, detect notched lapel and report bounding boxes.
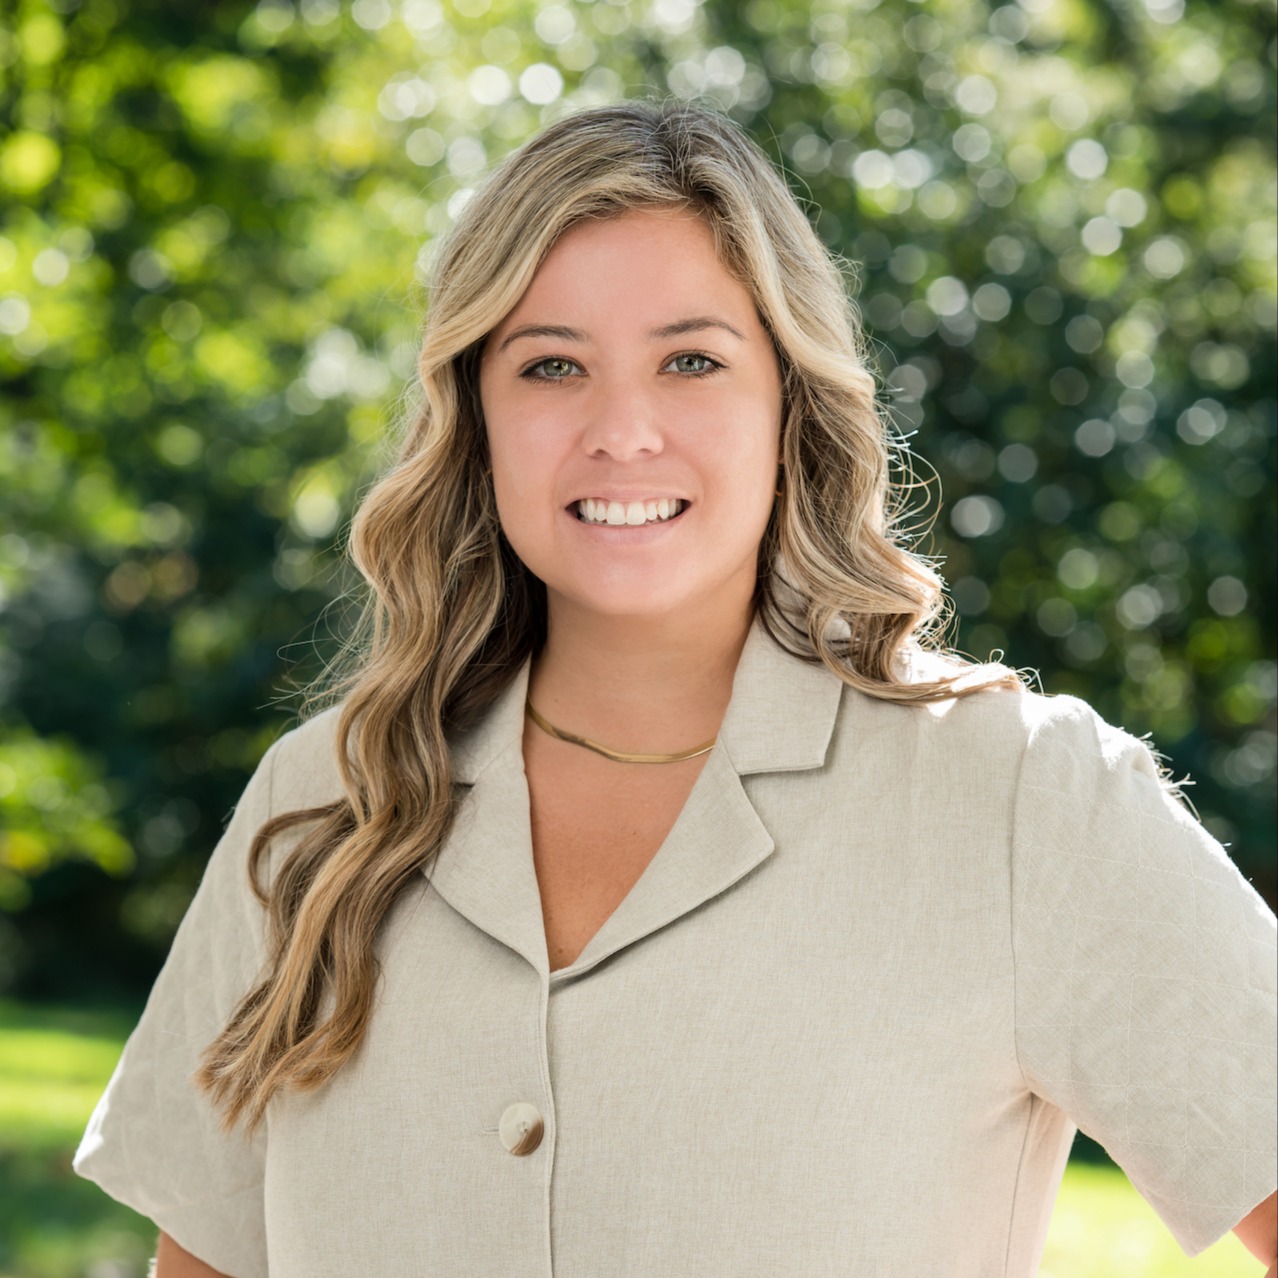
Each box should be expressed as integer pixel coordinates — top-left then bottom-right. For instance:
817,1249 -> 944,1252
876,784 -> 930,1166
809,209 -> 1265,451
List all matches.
560,743 -> 776,979
425,742 -> 550,975
426,657 -> 550,972
716,617 -> 845,776
555,621 -> 847,979
424,616 -> 848,979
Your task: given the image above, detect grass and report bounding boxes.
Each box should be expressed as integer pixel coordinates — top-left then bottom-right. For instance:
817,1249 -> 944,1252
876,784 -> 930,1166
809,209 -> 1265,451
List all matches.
1039,1161 -> 1258,1277
0,1000 -> 155,1278
0,999 -> 1264,1277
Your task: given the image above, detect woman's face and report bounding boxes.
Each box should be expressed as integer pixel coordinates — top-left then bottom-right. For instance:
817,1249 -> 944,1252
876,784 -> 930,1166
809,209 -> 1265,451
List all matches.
479,208 -> 784,628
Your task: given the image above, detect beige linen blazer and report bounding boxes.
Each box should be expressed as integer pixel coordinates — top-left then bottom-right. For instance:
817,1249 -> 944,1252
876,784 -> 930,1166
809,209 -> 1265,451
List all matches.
75,617 -> 1277,1277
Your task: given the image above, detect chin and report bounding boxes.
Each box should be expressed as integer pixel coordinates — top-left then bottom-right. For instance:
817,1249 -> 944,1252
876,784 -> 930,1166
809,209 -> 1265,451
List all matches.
551,565 -> 752,628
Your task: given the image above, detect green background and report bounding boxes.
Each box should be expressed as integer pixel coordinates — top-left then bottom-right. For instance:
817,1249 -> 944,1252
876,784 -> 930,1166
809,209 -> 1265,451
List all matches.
0,0 -> 1274,1270
3,0 -> 1273,1004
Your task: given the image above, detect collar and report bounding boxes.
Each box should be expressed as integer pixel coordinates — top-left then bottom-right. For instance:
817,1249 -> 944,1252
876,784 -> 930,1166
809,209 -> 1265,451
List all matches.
429,615 -> 846,982
448,612 -> 843,786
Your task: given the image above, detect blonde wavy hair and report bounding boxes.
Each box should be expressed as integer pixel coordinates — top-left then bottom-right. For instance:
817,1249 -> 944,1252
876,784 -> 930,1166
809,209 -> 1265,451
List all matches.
196,99 -> 1022,1133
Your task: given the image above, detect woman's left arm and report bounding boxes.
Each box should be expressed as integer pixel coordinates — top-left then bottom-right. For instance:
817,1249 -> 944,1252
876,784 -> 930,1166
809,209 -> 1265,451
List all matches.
1009,700 -> 1277,1261
1233,1190 -> 1277,1276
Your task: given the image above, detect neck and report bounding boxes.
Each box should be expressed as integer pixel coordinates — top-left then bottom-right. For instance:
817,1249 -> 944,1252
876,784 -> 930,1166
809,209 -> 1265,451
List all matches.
527,596 -> 754,753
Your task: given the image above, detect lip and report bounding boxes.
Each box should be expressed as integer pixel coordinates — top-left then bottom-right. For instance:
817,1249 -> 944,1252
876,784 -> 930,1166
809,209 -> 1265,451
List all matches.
566,494 -> 690,506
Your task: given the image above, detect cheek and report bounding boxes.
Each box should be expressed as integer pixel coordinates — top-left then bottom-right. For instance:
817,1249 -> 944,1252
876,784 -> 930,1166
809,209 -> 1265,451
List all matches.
491,463 -> 544,533
493,429 -> 562,499
489,479 -> 552,579
488,427 -> 564,547
700,394 -> 782,478
485,396 -> 537,478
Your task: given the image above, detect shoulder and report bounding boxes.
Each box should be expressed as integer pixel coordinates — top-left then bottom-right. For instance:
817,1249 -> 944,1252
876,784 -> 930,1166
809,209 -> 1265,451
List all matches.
1006,690 -> 1166,790
260,703 -> 347,814
919,644 -> 1153,757
841,664 -> 1161,792
253,695 -> 491,814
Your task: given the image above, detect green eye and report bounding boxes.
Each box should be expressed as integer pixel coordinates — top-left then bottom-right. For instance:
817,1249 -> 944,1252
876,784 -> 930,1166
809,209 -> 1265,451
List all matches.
521,355 -> 577,378
667,353 -> 720,375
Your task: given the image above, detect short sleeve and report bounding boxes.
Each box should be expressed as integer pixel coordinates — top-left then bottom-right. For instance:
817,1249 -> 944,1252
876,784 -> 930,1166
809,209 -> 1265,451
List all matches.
73,741 -> 281,1278
1011,697 -> 1277,1256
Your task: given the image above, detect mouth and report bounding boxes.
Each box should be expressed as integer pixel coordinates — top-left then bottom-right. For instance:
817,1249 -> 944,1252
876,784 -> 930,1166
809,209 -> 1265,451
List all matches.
571,498 -> 689,527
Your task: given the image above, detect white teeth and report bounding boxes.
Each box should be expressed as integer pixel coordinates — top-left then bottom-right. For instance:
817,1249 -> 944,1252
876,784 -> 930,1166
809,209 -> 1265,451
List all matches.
575,498 -> 684,525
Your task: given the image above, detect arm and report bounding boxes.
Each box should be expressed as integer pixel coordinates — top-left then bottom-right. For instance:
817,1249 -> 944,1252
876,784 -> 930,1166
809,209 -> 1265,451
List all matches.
155,1231 -> 231,1278
1233,1190 -> 1277,1278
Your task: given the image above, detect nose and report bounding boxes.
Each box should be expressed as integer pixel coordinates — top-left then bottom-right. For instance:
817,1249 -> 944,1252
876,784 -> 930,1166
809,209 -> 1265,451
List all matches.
578,376 -> 665,463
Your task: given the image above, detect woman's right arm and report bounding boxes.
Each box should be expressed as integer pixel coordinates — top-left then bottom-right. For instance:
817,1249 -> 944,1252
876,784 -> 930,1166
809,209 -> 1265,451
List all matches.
155,1231 -> 231,1278
73,740 -> 286,1277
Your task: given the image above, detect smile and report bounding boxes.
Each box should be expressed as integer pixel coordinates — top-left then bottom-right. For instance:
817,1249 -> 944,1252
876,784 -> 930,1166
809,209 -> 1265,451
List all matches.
574,498 -> 686,526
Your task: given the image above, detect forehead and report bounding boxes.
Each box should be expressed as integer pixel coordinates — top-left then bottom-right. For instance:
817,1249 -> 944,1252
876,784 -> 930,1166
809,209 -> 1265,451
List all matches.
546,206 -> 719,260
497,208 -> 757,326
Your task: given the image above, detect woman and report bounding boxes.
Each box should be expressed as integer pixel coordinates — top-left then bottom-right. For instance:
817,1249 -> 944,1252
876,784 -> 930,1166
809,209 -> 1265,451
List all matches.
75,101 -> 1276,1277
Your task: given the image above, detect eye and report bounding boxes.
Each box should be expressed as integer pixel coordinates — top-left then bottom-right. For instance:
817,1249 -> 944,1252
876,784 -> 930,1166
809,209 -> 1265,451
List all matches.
664,352 -> 722,377
521,356 -> 582,381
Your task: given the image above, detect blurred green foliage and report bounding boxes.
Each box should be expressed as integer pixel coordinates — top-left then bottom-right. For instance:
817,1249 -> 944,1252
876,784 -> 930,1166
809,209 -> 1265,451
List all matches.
0,0 -> 1274,997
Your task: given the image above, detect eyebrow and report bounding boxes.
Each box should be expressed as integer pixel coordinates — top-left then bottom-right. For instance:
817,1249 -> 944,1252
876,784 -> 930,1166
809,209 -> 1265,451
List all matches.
494,316 -> 747,354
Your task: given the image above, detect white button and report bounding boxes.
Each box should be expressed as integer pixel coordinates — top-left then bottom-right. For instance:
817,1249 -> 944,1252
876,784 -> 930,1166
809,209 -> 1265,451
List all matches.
499,1102 -> 544,1155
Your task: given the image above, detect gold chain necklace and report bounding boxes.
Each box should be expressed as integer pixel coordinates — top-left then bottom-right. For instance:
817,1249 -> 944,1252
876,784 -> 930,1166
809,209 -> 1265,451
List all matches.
525,698 -> 716,764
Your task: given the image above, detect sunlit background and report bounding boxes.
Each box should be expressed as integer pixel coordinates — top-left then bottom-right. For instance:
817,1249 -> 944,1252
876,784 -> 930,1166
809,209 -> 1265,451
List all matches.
0,0 -> 1274,1272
